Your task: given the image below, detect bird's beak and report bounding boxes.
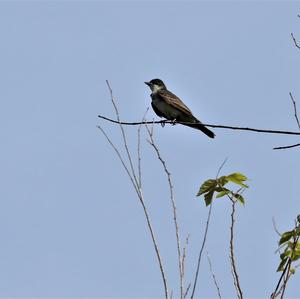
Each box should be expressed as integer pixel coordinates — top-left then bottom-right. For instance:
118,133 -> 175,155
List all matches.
144,81 -> 151,87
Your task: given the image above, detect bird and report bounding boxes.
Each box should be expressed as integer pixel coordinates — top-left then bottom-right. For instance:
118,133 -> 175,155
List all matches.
144,79 -> 215,138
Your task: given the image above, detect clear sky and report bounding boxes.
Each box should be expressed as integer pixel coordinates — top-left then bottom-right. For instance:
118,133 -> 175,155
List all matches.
0,1 -> 300,298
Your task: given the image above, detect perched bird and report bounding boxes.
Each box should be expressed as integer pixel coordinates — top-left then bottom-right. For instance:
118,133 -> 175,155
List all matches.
145,79 -> 215,138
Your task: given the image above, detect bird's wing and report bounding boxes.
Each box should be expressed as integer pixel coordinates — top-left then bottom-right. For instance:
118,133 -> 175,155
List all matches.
157,89 -> 193,116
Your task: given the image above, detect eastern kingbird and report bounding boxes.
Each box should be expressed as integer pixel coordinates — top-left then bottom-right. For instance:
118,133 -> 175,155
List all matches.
145,79 -> 215,138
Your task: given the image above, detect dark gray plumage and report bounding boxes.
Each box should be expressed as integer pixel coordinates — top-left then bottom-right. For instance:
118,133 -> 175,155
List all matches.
145,79 -> 215,138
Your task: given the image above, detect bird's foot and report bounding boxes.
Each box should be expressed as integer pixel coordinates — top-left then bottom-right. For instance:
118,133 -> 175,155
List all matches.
171,119 -> 177,126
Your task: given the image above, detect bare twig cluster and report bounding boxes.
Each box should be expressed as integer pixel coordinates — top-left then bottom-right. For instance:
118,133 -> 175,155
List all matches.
274,93 -> 300,150
99,81 -> 198,299
97,81 -> 169,298
278,17 -> 300,150
145,124 -> 185,298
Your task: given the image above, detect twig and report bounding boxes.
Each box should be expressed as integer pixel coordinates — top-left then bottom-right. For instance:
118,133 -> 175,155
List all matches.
273,143 -> 300,150
184,283 -> 191,298
229,199 -> 243,299
98,125 -> 168,298
190,202 -> 213,299
270,254 -> 290,299
137,121 -> 142,189
289,92 -> 300,129
190,159 -> 227,298
97,125 -> 139,195
207,251 -> 222,299
98,115 -> 300,136
291,33 -> 300,49
182,234 -> 190,291
273,93 -> 300,150
146,125 -> 183,299
105,81 -> 140,192
272,217 -> 281,237
280,261 -> 292,299
137,109 -> 149,188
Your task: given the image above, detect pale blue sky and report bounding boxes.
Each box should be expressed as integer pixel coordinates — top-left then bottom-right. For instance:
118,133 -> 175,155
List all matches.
0,1 -> 300,298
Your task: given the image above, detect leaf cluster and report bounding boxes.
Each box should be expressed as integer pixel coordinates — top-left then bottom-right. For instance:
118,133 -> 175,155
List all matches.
196,172 -> 249,206
277,217 -> 300,273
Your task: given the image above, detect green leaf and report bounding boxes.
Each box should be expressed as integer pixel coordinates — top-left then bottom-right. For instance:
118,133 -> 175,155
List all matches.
215,186 -> 227,192
226,173 -> 249,188
290,268 -> 296,274
292,251 -> 300,262
295,241 -> 300,251
234,193 -> 245,205
217,176 -> 228,187
197,172 -> 249,207
227,172 -> 248,181
216,189 -> 231,198
280,250 -> 292,259
279,231 -> 294,245
204,190 -> 215,206
291,244 -> 300,261
277,257 -> 288,272
287,241 -> 296,249
196,179 -> 216,197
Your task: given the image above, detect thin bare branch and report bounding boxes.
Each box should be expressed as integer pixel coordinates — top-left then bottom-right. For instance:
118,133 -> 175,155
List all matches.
229,199 -> 243,299
191,158 -> 227,299
97,125 -> 139,195
273,143 -> 300,150
270,255 -> 290,299
105,81 -> 140,192
216,158 -> 228,177
184,283 -> 191,298
274,83 -> 300,152
137,123 -> 142,189
190,203 -> 212,299
206,252 -> 222,299
145,125 -> 183,299
98,115 -> 300,136
272,217 -> 282,237
289,92 -> 300,130
182,234 -> 190,292
280,261 -> 292,299
137,108 -> 149,188
291,32 -> 300,49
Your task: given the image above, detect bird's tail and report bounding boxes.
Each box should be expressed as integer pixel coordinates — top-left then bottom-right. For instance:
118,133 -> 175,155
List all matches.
184,121 -> 215,138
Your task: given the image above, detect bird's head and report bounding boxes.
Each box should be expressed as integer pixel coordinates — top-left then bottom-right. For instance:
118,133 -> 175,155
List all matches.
144,79 -> 167,93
